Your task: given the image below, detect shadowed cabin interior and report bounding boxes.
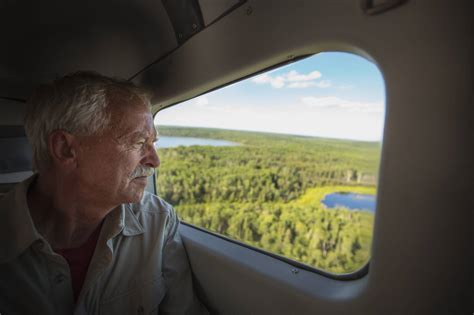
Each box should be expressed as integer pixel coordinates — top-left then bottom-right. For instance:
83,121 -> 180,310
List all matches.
0,1 -> 472,314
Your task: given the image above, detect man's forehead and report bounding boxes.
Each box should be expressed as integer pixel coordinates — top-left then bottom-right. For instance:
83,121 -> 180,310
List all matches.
108,101 -> 156,139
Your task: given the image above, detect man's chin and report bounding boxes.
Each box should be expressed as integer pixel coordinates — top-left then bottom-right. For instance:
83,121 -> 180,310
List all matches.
123,179 -> 148,203
124,189 -> 145,203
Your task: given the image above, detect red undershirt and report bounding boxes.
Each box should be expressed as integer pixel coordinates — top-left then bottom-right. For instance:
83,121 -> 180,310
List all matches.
55,223 -> 102,302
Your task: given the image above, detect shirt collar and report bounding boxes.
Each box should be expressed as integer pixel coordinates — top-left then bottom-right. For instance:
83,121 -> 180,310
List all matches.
121,204 -> 145,236
0,174 -> 145,263
0,174 -> 42,263
101,203 -> 145,240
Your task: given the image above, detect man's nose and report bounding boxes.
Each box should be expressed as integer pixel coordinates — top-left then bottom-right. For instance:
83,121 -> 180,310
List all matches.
143,143 -> 160,168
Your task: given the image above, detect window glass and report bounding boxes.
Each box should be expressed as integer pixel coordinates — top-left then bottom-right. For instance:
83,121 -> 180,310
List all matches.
154,52 -> 385,274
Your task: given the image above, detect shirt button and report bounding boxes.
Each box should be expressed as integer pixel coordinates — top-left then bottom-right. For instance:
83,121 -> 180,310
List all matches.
54,273 -> 66,284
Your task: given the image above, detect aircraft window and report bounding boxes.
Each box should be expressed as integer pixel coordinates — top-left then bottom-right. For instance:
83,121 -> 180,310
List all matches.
0,134 -> 33,187
154,52 -> 385,275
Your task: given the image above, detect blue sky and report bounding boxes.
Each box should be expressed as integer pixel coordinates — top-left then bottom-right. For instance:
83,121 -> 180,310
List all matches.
155,52 -> 386,141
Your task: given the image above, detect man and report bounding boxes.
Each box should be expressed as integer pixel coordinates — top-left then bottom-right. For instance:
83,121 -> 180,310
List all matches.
0,72 -> 207,314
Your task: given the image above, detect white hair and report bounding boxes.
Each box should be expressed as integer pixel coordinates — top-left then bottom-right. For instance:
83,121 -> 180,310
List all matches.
24,71 -> 152,171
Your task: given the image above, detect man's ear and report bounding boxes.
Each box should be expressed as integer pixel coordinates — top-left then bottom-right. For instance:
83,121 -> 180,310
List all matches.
47,130 -> 78,169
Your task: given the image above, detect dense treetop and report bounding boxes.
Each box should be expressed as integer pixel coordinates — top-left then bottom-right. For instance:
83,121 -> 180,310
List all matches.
156,126 -> 380,274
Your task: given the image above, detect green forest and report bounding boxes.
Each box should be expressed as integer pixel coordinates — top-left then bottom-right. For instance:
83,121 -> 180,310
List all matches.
155,126 -> 381,274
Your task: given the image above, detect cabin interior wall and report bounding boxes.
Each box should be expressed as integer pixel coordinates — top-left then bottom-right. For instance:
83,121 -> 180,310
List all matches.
0,100 -> 27,126
0,0 -> 178,100
0,0 -> 470,313
146,0 -> 472,313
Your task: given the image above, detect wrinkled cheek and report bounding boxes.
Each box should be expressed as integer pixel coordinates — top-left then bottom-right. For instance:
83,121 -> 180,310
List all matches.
84,162 -> 126,197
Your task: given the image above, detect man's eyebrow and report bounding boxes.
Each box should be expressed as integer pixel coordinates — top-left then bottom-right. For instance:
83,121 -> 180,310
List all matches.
116,130 -> 154,142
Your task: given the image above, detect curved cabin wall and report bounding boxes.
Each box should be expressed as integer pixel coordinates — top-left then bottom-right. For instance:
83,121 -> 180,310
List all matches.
138,0 -> 472,314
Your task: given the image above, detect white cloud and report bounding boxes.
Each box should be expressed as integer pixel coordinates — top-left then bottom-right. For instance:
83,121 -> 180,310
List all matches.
252,73 -> 285,88
270,76 -> 285,88
300,96 -> 384,113
286,70 -> 321,82
251,70 -> 327,89
288,80 -> 332,89
251,73 -> 271,84
194,95 -> 209,106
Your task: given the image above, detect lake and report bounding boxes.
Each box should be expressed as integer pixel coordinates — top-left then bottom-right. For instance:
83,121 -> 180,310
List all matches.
322,192 -> 376,212
156,136 -> 239,149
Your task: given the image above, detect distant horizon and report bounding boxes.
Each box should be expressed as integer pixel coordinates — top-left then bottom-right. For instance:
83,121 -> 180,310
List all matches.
155,124 -> 382,144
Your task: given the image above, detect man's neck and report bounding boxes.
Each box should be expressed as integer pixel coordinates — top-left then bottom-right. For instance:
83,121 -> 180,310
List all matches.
27,173 -> 112,249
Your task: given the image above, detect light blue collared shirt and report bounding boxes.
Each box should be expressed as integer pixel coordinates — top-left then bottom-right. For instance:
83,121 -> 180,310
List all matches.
0,175 -> 207,315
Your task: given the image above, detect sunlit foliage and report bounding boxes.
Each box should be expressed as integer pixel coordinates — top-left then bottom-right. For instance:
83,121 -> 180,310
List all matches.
156,126 -> 380,274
